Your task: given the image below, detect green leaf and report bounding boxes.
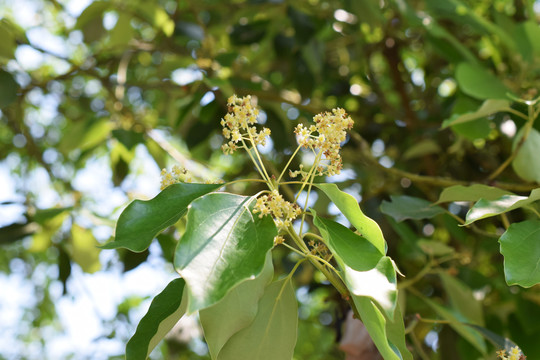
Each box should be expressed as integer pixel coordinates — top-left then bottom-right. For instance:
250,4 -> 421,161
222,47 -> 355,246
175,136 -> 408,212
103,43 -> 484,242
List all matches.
455,63 -> 510,100
102,183 -> 221,251
436,184 -> 513,204
126,278 -> 187,360
312,213 -> 396,318
107,13 -> 134,50
0,70 -> 18,108
216,277 -> 298,360
130,3 -> 175,36
464,188 -> 540,225
314,183 -> 386,254
442,99 -> 512,128
70,224 -> 101,273
417,239 -> 455,257
439,271 -> 484,325
174,193 -> 276,313
312,214 -> 384,270
465,324 -> 519,352
419,295 -> 487,354
380,195 -> 446,222
402,139 -> 441,160
200,252 -> 274,359
351,296 -> 405,360
512,128 -> 540,183
386,302 -> 414,360
499,220 -> 540,288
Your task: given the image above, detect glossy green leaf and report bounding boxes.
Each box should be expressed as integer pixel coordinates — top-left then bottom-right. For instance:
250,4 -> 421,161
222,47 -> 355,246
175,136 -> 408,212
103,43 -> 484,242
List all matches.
126,278 -> 187,360
70,224 -> 101,273
455,63 -> 510,100
381,195 -> 446,222
200,252 -> 274,359
512,128 -> 540,183
0,70 -> 18,108
217,277 -> 298,360
312,214 -> 396,317
312,213 -> 384,270
314,183 -> 386,254
102,183 -> 221,251
420,295 -> 487,354
174,193 -> 276,313
442,99 -> 511,129
385,302 -> 414,360
499,220 -> 540,288
464,188 -> 540,225
351,296 -> 405,360
436,184 -> 513,204
439,271 -> 484,325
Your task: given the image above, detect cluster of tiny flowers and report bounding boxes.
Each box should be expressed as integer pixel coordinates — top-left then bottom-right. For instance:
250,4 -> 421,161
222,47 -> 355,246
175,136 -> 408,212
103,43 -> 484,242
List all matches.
160,166 -> 223,189
253,190 -> 302,228
221,95 -> 271,154
160,166 -> 192,189
293,108 -> 354,177
273,235 -> 285,245
308,239 -> 331,261
497,347 -> 525,360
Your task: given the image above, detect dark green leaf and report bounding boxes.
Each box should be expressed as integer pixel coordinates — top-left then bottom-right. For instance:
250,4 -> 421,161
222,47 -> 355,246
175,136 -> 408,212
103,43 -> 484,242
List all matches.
315,183 -> 386,254
464,188 -> 540,225
102,183 -> 221,251
499,220 -> 540,288
381,195 -> 446,222
0,70 -> 18,108
217,277 -> 298,360
200,252 -> 274,359
126,278 -> 187,360
174,193 -> 276,313
455,63 -> 510,100
436,184 -> 513,204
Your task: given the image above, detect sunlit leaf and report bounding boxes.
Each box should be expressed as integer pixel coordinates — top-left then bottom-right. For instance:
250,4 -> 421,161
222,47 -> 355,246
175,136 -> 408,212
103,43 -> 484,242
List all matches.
442,99 -> 511,129
464,189 -> 540,225
126,278 -> 187,360
499,220 -> 540,288
102,183 -> 221,251
381,195 -> 446,222
217,277 -> 298,360
70,224 -> 101,273
455,63 -> 510,100
512,127 -> 540,183
174,193 -> 276,313
436,184 -> 513,204
315,183 -> 386,254
200,252 -> 274,359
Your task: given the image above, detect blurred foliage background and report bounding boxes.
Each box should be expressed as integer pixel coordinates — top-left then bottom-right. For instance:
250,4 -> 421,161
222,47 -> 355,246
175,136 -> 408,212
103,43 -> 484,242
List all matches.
1,0 -> 540,359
